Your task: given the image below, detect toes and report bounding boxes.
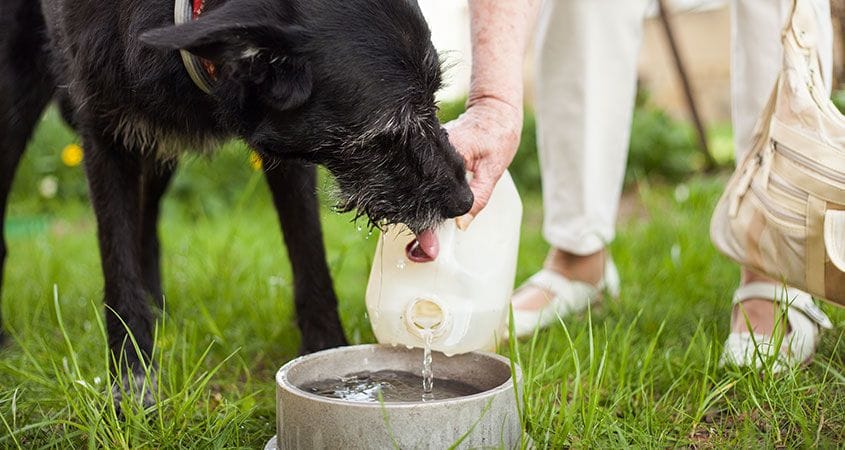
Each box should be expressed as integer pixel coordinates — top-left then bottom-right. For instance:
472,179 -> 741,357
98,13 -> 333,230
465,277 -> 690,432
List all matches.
112,370 -> 157,415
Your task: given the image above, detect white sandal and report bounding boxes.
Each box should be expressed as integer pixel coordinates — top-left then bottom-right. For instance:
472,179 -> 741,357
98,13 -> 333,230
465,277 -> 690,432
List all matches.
509,258 -> 620,339
720,282 -> 832,372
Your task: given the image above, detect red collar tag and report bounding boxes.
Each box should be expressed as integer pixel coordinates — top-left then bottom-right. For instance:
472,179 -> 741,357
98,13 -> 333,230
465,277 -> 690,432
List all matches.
191,0 -> 217,82
176,0 -> 216,93
192,0 -> 205,19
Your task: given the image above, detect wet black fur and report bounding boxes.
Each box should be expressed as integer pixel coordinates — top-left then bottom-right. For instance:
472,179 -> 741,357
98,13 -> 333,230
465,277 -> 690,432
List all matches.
0,0 -> 472,406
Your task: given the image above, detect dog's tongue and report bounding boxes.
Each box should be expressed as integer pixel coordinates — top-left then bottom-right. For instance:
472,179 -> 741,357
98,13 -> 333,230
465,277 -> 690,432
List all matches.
405,229 -> 439,262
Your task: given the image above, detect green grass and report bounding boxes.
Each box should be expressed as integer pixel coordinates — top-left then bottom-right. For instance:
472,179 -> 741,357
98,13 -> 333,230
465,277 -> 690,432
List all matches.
2,114 -> 845,448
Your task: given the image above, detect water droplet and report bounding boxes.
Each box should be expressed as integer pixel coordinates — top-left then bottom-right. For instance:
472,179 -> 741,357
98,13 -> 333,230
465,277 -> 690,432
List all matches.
674,184 -> 690,203
356,225 -> 362,232
671,243 -> 681,266
396,259 -> 406,269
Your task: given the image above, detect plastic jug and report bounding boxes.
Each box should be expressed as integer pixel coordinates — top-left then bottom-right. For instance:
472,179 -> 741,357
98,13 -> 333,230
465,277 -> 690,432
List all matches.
365,171 -> 522,355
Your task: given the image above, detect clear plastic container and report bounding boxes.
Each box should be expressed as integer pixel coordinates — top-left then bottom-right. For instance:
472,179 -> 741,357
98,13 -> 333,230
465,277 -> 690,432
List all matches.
365,172 -> 522,355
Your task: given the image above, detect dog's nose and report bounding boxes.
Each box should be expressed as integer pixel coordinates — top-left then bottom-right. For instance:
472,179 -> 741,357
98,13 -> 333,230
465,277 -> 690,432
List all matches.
444,185 -> 474,218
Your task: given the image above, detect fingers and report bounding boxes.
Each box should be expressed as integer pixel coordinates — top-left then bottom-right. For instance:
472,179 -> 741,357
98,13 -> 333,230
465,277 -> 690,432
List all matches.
456,166 -> 495,230
468,167 -> 495,217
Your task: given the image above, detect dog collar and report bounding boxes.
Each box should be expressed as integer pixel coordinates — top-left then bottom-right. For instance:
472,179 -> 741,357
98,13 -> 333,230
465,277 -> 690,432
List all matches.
174,0 -> 217,93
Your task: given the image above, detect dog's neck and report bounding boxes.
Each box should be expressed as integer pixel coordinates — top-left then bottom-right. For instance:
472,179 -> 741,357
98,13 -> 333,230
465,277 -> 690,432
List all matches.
175,0 -> 217,94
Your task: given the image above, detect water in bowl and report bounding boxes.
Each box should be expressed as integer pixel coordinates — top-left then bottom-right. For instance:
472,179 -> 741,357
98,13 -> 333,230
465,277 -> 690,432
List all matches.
300,369 -> 482,402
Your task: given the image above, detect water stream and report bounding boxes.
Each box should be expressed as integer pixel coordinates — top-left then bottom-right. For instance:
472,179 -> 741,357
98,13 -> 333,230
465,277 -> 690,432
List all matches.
421,327 -> 434,401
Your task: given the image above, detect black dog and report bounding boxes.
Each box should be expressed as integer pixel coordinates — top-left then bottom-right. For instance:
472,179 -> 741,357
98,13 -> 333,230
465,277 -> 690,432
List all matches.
0,0 -> 472,406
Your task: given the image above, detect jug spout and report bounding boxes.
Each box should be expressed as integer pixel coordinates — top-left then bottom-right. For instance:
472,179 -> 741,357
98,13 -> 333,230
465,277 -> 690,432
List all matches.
406,298 -> 450,337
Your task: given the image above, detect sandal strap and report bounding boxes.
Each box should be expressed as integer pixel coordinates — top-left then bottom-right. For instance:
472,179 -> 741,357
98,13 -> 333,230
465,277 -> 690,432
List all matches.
733,282 -> 833,329
525,258 -> 620,298
526,269 -> 591,300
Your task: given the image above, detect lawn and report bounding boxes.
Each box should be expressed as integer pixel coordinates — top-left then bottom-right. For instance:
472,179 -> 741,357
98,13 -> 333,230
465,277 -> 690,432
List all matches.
1,108 -> 845,448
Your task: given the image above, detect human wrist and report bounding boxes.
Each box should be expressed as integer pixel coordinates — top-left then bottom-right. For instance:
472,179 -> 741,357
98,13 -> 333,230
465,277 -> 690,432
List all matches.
465,93 -> 523,135
467,89 -> 522,114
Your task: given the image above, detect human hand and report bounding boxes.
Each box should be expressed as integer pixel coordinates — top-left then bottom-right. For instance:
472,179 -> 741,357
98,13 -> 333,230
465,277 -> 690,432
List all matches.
444,97 -> 522,229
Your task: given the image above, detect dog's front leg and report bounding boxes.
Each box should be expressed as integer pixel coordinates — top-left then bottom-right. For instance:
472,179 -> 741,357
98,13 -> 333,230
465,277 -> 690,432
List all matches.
82,131 -> 157,410
264,160 -> 347,354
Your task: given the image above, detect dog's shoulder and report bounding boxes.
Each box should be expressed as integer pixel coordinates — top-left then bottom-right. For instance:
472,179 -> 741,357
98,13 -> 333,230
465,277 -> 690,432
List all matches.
44,0 -> 230,154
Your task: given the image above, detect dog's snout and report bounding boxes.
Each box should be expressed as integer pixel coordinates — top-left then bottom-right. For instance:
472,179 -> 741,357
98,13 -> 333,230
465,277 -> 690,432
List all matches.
444,184 -> 474,218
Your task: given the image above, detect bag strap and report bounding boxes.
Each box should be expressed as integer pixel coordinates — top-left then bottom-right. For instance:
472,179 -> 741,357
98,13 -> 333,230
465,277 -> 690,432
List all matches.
784,0 -> 824,79
735,0 -> 819,166
783,0 -> 838,116
740,1 -> 811,164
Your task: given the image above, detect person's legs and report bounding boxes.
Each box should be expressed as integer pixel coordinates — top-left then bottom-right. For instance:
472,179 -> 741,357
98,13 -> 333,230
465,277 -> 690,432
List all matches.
513,0 -> 648,312
730,0 -> 833,335
535,0 -> 650,258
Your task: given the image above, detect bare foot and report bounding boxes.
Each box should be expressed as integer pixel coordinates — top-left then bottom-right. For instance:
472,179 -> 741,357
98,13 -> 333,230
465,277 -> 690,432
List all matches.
512,248 -> 605,311
730,268 -> 787,335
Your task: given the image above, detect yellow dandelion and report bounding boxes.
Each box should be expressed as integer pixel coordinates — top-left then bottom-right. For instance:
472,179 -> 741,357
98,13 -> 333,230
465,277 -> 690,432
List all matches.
249,151 -> 263,171
61,144 -> 84,167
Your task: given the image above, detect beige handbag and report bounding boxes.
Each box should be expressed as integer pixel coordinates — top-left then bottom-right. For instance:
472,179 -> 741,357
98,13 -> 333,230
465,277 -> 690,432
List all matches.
710,0 -> 845,306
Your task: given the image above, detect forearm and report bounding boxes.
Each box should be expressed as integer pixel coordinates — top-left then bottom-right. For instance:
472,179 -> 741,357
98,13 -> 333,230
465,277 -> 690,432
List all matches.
466,0 -> 540,113
447,0 -> 540,222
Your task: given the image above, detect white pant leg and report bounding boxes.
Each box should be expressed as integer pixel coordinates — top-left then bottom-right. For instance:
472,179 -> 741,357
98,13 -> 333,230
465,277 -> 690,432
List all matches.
732,0 -> 833,159
534,0 -> 650,256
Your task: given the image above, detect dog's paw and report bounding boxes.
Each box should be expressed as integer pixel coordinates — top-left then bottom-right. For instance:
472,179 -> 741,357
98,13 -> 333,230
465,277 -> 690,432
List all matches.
112,370 -> 157,416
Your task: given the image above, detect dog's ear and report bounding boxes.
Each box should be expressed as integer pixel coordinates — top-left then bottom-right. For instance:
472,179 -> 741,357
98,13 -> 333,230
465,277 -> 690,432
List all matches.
140,7 -> 312,110
140,20 -> 303,63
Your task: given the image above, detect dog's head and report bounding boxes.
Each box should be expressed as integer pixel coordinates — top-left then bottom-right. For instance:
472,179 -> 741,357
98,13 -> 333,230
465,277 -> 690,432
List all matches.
141,0 -> 473,233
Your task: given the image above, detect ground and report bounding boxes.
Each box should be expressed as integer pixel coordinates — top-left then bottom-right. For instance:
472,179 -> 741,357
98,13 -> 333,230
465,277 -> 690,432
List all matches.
1,112 -> 844,448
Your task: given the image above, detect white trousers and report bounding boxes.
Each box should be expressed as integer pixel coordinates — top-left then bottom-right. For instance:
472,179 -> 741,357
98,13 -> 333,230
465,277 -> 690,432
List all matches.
534,0 -> 833,255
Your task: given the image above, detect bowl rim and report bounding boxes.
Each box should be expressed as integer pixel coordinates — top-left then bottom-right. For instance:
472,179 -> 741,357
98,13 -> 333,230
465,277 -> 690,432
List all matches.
275,344 -> 522,408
